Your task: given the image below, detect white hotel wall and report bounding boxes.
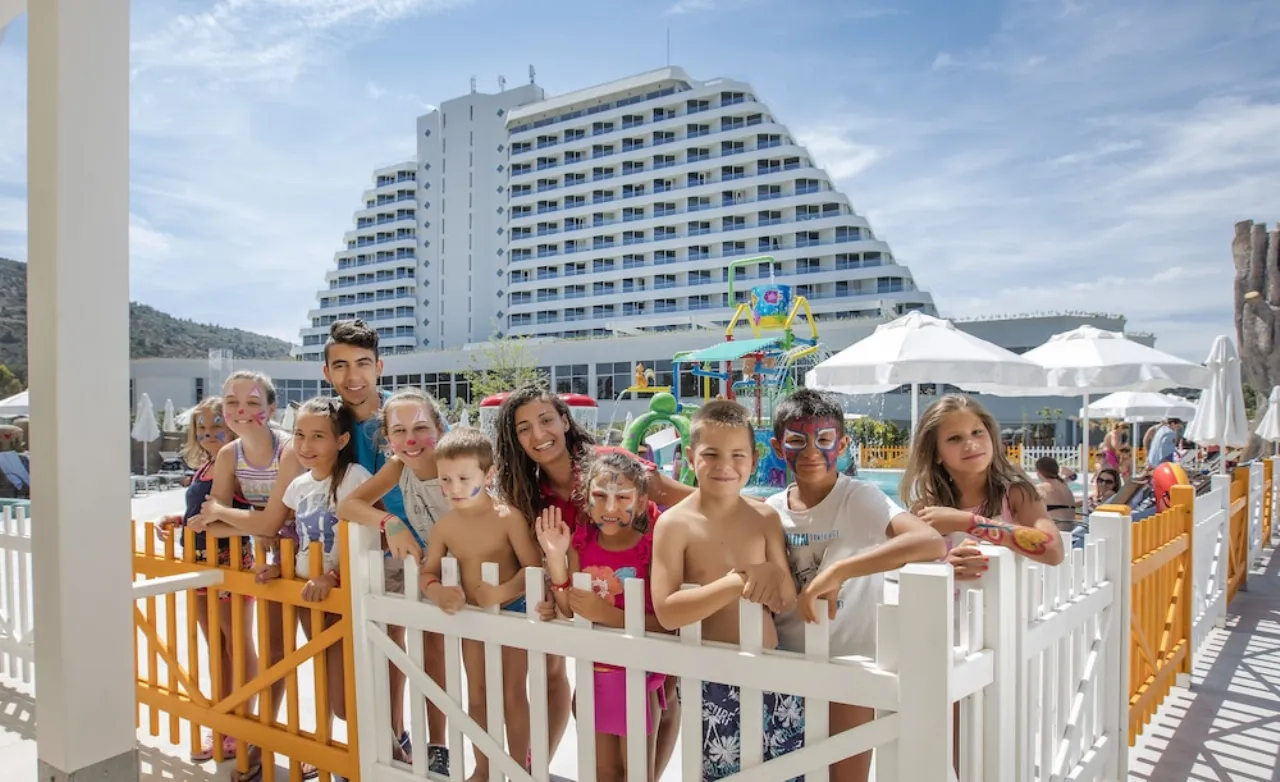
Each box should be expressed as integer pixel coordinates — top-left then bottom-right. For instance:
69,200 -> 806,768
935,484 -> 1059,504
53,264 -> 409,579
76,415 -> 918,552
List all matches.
132,312 -> 1138,435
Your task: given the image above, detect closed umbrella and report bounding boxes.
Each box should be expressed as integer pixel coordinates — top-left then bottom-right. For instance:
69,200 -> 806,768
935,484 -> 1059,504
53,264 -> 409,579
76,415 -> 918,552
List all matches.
162,398 -> 177,433
459,407 -> 472,428
131,393 -> 162,476
1255,386 -> 1280,446
805,311 -> 1047,436
280,404 -> 297,433
1186,336 -> 1250,472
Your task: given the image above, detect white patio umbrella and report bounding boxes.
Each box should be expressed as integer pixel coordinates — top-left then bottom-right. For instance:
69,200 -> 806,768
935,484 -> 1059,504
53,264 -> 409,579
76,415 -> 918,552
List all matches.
175,405 -> 197,428
1083,391 -> 1197,465
1186,336 -> 1250,472
131,393 -> 162,476
0,390 -> 28,417
805,311 -> 1047,437
970,326 -> 1211,477
459,407 -> 472,428
162,398 -> 177,433
1255,386 -> 1280,453
280,404 -> 297,433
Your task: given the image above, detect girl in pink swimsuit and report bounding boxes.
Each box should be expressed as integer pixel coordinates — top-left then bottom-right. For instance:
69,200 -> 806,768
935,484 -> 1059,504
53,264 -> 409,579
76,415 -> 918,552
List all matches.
535,450 -> 668,782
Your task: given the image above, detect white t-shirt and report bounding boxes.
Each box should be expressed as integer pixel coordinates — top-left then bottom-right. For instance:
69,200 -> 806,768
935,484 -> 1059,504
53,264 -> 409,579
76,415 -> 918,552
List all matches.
768,475 -> 906,657
284,464 -> 372,576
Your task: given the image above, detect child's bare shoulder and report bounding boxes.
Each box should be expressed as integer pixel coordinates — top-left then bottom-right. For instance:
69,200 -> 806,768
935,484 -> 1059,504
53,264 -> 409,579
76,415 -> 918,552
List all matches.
735,495 -> 782,529
495,501 -> 528,529
656,500 -> 698,530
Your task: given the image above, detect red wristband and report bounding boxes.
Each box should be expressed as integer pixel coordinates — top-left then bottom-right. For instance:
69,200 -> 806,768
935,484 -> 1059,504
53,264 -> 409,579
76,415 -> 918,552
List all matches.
550,577 -> 571,592
421,574 -> 440,588
379,513 -> 396,532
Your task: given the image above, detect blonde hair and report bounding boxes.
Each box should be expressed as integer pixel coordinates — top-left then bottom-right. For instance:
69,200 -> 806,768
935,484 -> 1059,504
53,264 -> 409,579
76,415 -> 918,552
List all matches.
181,397 -> 233,468
435,427 -> 495,472
899,394 -> 1034,518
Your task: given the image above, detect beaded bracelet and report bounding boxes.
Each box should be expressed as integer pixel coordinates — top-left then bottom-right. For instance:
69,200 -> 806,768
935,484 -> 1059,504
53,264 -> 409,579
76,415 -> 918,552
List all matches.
379,512 -> 397,532
549,577 -> 572,593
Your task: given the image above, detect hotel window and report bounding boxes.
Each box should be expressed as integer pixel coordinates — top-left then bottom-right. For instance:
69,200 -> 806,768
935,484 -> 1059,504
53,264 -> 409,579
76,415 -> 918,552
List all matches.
596,362 -> 632,399
554,364 -> 589,396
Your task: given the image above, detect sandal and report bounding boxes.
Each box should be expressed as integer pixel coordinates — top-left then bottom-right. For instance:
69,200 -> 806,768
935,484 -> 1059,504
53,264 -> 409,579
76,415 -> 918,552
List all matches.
193,735 -> 240,763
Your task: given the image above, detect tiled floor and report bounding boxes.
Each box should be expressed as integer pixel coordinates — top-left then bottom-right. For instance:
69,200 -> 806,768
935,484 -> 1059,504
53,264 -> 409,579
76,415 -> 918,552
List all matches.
1129,542 -> 1280,782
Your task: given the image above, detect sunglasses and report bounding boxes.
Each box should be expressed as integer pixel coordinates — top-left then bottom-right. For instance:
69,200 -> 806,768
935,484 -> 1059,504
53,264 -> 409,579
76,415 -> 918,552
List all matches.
1097,478 -> 1116,486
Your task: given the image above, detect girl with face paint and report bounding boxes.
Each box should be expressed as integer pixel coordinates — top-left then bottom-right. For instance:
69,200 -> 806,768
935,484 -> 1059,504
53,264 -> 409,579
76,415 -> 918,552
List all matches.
154,396 -> 258,762
535,451 -> 672,781
335,387 -> 452,770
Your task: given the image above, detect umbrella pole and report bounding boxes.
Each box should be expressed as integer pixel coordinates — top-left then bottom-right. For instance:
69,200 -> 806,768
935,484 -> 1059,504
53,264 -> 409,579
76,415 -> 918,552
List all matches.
1081,394 -> 1090,481
910,383 -> 919,443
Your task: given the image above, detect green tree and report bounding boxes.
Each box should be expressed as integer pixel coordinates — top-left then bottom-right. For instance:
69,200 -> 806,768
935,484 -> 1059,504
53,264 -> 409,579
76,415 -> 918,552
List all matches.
0,363 -> 21,397
848,417 -> 907,446
462,337 -> 548,401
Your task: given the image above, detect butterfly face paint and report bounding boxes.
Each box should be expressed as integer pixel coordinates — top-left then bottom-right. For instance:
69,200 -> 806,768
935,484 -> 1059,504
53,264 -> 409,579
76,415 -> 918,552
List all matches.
223,380 -> 271,433
781,416 -> 843,473
588,472 -> 640,530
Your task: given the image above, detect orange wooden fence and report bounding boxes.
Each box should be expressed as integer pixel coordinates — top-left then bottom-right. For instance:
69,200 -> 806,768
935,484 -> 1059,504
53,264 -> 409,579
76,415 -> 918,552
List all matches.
133,521 -> 361,781
1125,485 -> 1193,744
1263,459 -> 1274,548
1227,467 -> 1250,603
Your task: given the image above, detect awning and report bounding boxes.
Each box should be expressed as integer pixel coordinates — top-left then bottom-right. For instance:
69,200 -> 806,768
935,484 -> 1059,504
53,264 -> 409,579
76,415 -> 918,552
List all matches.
674,337 -> 781,364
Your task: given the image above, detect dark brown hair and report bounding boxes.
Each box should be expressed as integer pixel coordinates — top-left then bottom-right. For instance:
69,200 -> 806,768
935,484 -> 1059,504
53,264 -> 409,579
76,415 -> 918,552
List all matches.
576,450 -> 653,532
295,395 -> 358,506
494,385 -> 597,525
435,427 -> 495,472
377,387 -> 447,445
325,319 -> 380,364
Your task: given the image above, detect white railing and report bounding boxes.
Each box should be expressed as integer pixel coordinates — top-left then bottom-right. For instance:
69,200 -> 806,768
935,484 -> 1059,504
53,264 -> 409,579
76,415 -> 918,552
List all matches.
1014,519 -> 1130,782
0,505 -> 34,683
1248,461 -> 1266,567
1271,457 -> 1279,548
346,519 -> 1134,781
1020,446 -> 1082,473
1191,476 -> 1230,658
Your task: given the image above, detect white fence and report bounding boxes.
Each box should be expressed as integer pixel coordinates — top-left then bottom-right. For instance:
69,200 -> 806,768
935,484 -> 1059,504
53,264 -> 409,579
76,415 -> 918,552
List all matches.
1248,461 -> 1266,567
346,516 -> 1137,782
1190,476 -> 1230,659
0,504 -> 34,682
1020,447 -> 1082,474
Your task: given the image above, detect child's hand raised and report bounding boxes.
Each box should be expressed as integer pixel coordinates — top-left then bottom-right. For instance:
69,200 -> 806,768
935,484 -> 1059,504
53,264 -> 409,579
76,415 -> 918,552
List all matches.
917,506 -> 973,535
535,507 -> 571,559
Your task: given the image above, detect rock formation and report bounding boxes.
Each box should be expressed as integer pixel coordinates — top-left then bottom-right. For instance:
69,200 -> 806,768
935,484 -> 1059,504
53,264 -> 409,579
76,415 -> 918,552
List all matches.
1233,220 -> 1279,458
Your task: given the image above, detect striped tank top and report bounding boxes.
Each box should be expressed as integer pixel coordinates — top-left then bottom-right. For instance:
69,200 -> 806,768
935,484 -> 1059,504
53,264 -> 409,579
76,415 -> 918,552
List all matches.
233,433 -> 286,509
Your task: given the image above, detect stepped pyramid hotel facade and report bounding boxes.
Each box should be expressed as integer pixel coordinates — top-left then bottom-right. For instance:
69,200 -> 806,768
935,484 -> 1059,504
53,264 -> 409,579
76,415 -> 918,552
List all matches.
133,67 -> 1146,427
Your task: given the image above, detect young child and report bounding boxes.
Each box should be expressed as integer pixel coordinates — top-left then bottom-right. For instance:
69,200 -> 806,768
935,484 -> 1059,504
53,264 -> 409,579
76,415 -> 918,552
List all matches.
282,396 -> 371,728
337,386 -> 452,772
418,428 -> 542,782
155,397 -> 257,762
766,389 -> 944,782
535,451 -> 670,782
901,394 -> 1065,581
649,400 -> 803,782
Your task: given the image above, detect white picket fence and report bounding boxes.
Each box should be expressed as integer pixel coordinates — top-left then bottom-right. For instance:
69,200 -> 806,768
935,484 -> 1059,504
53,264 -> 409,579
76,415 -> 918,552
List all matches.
1019,446 -> 1083,474
1189,476 -> 1230,659
346,514 -> 1141,782
0,504 -> 34,682
1248,461 -> 1266,567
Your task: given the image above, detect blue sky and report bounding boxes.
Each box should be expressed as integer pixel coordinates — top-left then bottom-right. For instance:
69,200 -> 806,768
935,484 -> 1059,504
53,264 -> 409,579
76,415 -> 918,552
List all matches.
1,0 -> 1278,360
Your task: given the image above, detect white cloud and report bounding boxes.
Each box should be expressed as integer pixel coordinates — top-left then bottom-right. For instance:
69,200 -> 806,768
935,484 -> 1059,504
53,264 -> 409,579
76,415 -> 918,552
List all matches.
793,127 -> 882,180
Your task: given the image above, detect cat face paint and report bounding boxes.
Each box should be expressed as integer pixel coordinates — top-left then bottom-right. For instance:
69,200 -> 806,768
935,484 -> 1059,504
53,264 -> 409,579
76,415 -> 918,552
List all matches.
587,472 -> 639,530
223,380 -> 271,433
781,416 -> 842,474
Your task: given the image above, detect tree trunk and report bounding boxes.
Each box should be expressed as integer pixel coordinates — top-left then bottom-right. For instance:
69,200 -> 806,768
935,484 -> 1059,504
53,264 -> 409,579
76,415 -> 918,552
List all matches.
1235,220 -> 1280,460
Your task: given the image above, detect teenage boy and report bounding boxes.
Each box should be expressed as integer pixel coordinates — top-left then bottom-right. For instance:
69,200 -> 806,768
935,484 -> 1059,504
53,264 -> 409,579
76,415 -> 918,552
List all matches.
767,388 -> 944,782
322,319 -> 448,774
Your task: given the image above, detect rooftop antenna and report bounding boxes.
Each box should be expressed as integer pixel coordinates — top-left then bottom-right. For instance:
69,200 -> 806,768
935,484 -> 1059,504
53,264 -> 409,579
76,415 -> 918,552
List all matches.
529,64 -> 536,85
498,75 -> 506,92
469,75 -> 477,93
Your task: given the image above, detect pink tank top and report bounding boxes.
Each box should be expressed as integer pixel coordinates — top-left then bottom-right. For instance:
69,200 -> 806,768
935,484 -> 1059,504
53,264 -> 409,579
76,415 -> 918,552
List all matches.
571,501 -> 660,615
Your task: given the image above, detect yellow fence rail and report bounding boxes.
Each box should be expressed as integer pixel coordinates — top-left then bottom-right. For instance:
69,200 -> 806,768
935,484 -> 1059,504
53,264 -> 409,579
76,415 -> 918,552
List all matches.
133,521 -> 361,781
1227,467 -> 1249,603
1126,485 -> 1193,743
1263,459 -> 1274,549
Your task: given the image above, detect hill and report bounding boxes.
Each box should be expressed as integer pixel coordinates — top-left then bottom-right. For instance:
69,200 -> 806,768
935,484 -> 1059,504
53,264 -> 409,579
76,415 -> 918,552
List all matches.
0,257 -> 295,383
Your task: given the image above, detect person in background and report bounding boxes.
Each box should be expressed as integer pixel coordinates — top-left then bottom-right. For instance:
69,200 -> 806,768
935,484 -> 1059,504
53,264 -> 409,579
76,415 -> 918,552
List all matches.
1033,456 -> 1078,533
1145,418 -> 1184,469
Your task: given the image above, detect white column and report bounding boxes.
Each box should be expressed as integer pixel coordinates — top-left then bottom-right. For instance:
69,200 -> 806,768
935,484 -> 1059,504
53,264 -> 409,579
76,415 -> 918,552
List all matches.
28,0 -> 137,779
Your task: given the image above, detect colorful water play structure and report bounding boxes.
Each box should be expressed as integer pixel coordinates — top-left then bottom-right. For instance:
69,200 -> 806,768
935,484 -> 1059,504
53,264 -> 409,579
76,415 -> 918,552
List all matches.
620,255 -> 829,488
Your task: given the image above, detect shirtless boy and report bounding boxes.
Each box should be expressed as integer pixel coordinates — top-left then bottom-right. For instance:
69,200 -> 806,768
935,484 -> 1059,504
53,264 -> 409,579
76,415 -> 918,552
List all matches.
418,427 -> 541,781
650,400 -> 804,781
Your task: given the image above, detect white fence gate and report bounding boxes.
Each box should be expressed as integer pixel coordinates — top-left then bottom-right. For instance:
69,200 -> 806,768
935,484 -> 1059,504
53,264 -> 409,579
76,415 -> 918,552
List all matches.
1190,476 -> 1230,658
1020,447 -> 1082,474
1248,461 -> 1265,567
0,504 -> 34,682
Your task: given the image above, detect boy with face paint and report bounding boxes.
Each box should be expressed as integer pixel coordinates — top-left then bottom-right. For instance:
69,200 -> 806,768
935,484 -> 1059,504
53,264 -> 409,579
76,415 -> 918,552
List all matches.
766,389 -> 944,782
